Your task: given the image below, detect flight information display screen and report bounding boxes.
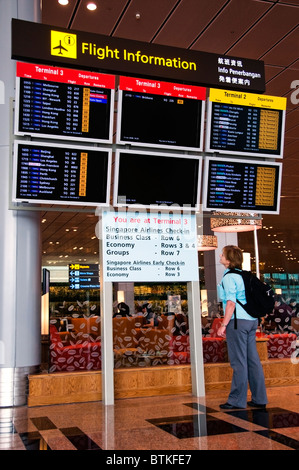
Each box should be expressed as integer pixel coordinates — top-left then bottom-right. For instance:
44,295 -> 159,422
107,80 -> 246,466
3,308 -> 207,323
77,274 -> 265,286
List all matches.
15,62 -> 115,143
205,89 -> 286,159
202,156 -> 282,214
114,149 -> 201,210
13,141 -> 111,207
117,76 -> 206,151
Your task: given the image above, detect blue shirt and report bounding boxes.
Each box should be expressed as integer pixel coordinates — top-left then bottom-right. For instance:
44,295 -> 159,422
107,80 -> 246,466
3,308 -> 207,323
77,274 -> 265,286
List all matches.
217,268 -> 255,321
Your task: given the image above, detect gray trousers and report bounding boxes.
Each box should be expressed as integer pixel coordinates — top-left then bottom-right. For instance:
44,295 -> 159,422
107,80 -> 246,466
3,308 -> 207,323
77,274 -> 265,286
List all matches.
226,319 -> 268,408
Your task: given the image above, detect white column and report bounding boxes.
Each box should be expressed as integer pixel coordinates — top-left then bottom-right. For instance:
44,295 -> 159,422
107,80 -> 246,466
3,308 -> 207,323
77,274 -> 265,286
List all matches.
0,0 -> 41,407
98,212 -> 114,405
214,232 -> 238,287
187,281 -> 205,397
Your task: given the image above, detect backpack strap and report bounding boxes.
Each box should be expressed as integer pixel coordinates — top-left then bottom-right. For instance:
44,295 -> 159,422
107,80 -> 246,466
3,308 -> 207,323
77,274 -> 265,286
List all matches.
224,269 -> 247,309
222,269 -> 243,330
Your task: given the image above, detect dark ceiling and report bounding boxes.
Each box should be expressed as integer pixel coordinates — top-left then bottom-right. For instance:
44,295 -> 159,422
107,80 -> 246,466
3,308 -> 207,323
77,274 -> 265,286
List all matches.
40,0 -> 299,275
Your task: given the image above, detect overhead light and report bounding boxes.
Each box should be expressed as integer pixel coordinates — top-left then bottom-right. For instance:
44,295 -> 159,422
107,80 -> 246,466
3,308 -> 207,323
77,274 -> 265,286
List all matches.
58,0 -> 69,5
197,235 -> 218,251
87,2 -> 97,10
210,212 -> 262,232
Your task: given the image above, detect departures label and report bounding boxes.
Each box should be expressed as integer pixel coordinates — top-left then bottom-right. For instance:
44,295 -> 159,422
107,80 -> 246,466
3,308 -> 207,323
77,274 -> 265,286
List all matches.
102,211 -> 199,282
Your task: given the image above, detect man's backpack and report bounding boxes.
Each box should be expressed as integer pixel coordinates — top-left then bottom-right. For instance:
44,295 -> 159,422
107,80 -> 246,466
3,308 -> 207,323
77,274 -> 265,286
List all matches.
223,269 -> 275,320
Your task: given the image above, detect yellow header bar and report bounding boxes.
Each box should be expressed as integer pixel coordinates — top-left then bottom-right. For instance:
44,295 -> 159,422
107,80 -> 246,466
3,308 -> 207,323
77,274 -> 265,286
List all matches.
209,88 -> 286,110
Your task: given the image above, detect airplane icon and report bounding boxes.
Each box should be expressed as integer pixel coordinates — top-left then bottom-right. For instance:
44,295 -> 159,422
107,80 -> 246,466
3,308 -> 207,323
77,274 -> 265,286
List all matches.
52,40 -> 68,55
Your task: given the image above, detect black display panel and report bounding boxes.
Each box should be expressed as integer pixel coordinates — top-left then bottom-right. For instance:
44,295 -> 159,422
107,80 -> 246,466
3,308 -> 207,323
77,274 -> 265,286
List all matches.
42,268 -> 50,296
13,141 -> 111,207
117,77 -> 206,151
205,90 -> 286,159
114,150 -> 201,210
15,62 -> 115,143
202,157 -> 282,214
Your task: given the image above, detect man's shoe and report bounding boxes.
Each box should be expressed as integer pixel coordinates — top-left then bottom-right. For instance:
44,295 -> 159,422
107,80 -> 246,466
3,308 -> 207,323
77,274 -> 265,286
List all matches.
220,402 -> 241,410
247,400 -> 266,408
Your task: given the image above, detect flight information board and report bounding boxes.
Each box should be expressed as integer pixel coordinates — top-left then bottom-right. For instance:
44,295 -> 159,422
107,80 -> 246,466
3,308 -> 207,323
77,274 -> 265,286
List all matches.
69,263 -> 100,290
114,149 -> 201,210
205,89 -> 286,159
117,76 -> 206,151
13,141 -> 111,207
14,62 -> 115,143
202,156 -> 282,214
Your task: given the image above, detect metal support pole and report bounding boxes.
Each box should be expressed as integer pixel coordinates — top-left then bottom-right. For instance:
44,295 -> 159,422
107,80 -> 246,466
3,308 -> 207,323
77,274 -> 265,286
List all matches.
187,281 -> 205,397
254,226 -> 260,278
99,211 -> 114,405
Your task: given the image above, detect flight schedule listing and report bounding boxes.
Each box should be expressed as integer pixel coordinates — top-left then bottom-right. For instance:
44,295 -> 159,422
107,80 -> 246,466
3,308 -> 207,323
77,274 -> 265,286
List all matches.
205,158 -> 281,214
14,142 -> 110,206
118,76 -> 205,150
206,88 -> 286,158
15,62 -> 115,142
209,103 -> 283,156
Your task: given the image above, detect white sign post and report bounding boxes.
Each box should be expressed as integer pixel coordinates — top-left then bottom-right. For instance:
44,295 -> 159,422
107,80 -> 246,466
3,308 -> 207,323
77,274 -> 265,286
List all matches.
102,210 -> 199,282
99,208 -> 205,405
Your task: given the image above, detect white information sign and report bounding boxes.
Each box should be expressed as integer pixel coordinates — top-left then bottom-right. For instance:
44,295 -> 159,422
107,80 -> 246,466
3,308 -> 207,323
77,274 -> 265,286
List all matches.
102,210 -> 199,282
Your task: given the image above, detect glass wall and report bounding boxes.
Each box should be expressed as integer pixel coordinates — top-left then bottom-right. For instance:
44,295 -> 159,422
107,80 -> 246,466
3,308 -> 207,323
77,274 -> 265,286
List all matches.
46,273 -> 299,374
113,283 -> 189,369
262,273 -> 299,336
48,286 -> 101,373
47,281 -> 227,373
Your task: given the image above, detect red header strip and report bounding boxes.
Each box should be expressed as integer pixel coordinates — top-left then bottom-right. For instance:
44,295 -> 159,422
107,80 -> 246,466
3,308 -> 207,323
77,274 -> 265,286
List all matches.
16,62 -> 115,89
119,76 -> 206,100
